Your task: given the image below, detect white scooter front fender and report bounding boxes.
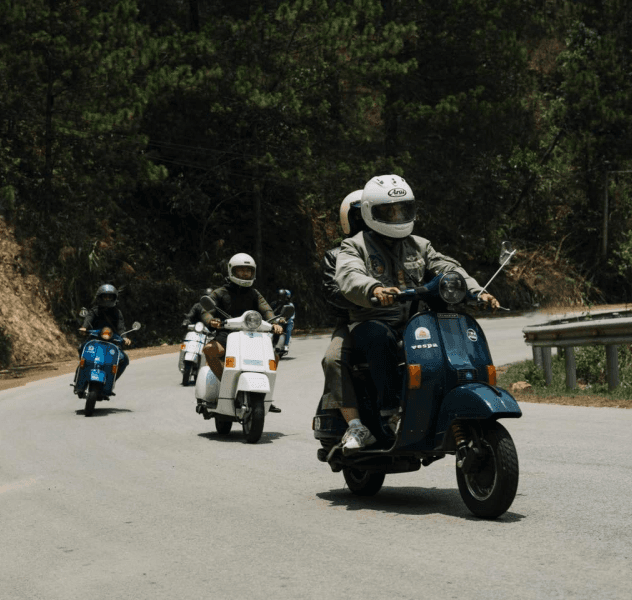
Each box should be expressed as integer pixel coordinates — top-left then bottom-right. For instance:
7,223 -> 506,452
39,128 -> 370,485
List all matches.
236,372 -> 271,394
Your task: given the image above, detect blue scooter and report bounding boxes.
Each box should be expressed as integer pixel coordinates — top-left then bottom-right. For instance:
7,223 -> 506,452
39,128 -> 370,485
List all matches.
73,319 -> 141,416
314,244 -> 521,519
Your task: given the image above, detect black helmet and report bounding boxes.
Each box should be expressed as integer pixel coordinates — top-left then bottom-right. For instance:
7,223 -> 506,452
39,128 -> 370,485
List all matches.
96,284 -> 118,308
277,288 -> 291,301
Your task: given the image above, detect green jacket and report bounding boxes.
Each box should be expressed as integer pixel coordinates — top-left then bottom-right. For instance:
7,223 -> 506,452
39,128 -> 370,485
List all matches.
335,231 -> 483,326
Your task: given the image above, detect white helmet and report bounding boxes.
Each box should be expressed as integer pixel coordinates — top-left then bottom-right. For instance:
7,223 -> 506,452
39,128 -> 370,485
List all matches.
228,253 -> 256,287
339,190 -> 363,235
361,174 -> 416,239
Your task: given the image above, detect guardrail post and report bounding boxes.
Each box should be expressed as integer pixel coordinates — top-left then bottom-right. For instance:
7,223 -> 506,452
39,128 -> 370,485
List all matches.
542,347 -> 553,386
533,346 -> 543,369
605,345 -> 619,390
565,347 -> 577,390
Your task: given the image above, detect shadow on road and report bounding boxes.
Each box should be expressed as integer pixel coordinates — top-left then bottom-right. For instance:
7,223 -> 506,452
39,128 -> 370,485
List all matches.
75,408 -> 134,417
197,430 -> 287,444
316,486 -> 525,523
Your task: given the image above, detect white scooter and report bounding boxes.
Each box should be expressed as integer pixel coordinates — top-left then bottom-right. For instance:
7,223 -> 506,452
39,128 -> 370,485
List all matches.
179,321 -> 211,386
194,296 -> 294,443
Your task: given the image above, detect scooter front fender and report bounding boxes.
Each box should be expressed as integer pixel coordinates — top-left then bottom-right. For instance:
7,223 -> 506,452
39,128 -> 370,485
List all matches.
237,372 -> 271,394
435,382 -> 521,444
89,369 -> 107,384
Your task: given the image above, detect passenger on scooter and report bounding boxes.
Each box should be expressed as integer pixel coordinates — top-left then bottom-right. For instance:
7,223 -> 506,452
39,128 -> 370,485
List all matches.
182,288 -> 213,327
321,190 -> 375,452
78,284 -> 131,380
335,175 -> 499,445
201,253 -> 284,413
271,289 -> 295,355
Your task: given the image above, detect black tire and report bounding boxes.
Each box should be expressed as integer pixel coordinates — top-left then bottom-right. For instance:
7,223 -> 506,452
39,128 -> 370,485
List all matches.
182,362 -> 193,386
342,468 -> 385,496
84,382 -> 99,417
241,392 -> 265,444
456,421 -> 519,519
215,416 -> 233,435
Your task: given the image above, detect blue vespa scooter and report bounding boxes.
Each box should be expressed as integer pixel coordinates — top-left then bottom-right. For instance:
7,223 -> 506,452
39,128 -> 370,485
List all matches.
73,316 -> 141,416
313,243 -> 521,519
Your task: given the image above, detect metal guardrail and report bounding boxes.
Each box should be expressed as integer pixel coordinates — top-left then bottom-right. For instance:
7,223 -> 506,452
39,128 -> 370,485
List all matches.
522,309 -> 632,390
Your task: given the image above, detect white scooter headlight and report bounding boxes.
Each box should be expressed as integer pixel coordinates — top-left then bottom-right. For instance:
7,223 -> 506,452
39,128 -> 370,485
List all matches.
244,311 -> 263,330
439,272 -> 467,304
194,322 -> 204,333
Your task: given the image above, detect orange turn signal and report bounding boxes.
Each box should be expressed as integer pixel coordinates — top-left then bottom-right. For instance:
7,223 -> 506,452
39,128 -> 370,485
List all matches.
486,365 -> 497,386
225,357 -> 236,368
111,364 -> 118,375
407,364 -> 422,389
80,358 -> 85,368
180,344 -> 186,351
269,360 -> 277,371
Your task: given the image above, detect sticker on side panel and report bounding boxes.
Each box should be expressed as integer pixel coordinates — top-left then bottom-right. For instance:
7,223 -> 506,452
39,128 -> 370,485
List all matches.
414,327 -> 431,340
466,328 -> 478,342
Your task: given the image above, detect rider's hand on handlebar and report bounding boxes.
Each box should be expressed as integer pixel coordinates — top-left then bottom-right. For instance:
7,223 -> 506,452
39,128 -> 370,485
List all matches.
272,324 -> 283,335
209,318 -> 222,329
123,337 -> 132,347
480,292 -> 500,311
372,286 -> 401,306
78,327 -> 87,335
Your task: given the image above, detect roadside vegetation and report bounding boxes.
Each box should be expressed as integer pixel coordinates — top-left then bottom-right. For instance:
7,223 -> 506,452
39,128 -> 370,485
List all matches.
498,345 -> 632,406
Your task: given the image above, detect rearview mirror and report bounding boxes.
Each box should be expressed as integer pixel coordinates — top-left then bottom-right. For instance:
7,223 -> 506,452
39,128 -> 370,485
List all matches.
79,307 -> 88,318
132,322 -> 141,331
280,305 -> 295,320
200,295 -> 215,312
499,241 -> 515,265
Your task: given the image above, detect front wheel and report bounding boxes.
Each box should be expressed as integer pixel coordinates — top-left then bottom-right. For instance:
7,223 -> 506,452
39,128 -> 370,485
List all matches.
215,416 -> 233,435
241,392 -> 265,444
342,468 -> 385,496
84,382 -> 100,417
182,362 -> 193,386
456,421 -> 519,519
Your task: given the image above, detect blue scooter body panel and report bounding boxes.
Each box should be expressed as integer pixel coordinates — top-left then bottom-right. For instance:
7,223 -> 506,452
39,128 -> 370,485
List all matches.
399,310 -> 519,451
77,340 -> 120,395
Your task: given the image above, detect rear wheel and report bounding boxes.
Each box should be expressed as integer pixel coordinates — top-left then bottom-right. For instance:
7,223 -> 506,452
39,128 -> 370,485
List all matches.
342,468 -> 385,496
215,416 -> 233,435
182,362 -> 193,386
241,392 -> 265,444
456,421 -> 519,519
84,382 -> 100,417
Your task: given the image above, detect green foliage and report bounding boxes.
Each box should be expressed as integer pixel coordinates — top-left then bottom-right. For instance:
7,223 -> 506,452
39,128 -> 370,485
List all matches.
499,345 -> 632,400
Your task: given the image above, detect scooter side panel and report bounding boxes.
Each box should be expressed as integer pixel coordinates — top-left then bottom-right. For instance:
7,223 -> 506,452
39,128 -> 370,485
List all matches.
434,382 -> 522,447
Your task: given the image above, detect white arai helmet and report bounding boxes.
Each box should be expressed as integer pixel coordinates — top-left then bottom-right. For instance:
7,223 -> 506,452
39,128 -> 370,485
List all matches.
227,253 -> 256,287
361,174 -> 416,239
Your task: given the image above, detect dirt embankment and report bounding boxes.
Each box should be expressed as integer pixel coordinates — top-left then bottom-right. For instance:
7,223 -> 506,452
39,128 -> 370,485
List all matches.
0,218 -> 76,366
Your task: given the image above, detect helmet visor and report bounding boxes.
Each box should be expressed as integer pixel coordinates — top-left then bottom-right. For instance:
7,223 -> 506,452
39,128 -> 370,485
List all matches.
371,201 -> 416,224
232,266 -> 255,280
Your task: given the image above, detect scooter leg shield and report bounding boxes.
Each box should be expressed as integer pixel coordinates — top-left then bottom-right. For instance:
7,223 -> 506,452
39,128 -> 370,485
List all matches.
435,383 -> 522,447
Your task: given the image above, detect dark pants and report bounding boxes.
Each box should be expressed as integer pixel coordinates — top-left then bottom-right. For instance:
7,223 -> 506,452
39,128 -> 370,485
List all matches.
350,320 -> 400,414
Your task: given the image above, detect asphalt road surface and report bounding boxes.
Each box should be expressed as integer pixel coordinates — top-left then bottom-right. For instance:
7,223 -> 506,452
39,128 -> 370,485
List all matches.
1,317 -> 631,600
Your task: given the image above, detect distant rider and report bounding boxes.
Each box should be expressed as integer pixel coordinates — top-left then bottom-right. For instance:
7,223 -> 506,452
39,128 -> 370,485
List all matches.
271,289 -> 295,355
78,284 -> 131,380
335,175 -> 499,444
201,253 -> 284,413
182,288 -> 213,327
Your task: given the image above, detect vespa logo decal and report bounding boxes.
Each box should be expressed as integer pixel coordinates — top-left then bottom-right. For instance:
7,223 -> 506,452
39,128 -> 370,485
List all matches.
388,188 -> 407,197
467,328 -> 478,342
412,343 -> 439,350
414,327 -> 431,340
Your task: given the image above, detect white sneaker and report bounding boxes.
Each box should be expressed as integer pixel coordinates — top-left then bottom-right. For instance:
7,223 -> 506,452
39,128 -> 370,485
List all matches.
342,424 -> 377,453
387,414 -> 401,435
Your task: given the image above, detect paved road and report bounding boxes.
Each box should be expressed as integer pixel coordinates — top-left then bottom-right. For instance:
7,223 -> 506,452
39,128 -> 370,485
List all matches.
1,321 -> 630,600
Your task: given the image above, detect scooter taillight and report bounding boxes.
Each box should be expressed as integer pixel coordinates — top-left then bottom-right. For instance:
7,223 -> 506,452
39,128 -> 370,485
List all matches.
486,365 -> 497,386
407,364 -> 422,389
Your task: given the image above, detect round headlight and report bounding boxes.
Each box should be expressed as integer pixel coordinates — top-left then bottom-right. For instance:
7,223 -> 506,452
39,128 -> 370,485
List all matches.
100,327 -> 114,340
194,322 -> 204,333
244,311 -> 263,330
439,272 -> 467,304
